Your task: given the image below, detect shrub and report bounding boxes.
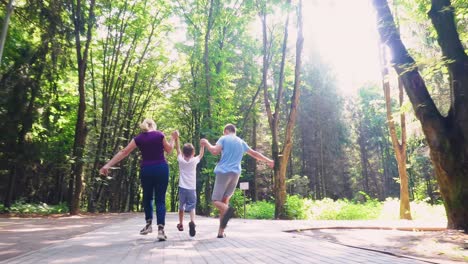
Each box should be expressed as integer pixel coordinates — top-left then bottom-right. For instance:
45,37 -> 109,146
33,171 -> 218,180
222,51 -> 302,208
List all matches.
209,189 -> 249,218
210,194 -> 446,222
285,195 -> 308,219
6,201 -> 69,214
307,198 -> 381,220
230,189 -> 250,218
246,200 -> 274,219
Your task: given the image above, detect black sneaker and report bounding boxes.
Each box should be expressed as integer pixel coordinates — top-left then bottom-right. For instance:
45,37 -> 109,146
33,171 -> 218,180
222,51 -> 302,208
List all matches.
140,223 -> 152,235
220,206 -> 234,229
189,221 -> 196,237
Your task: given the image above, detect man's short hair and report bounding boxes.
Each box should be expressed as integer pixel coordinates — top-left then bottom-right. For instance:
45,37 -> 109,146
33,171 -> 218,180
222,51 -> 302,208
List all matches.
224,124 -> 236,133
182,143 -> 195,157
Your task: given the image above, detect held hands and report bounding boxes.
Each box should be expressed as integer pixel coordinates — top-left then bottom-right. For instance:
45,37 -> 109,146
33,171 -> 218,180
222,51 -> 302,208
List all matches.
200,138 -> 209,146
171,130 -> 179,140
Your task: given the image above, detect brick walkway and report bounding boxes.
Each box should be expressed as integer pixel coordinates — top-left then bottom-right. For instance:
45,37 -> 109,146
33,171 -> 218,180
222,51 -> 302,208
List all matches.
0,213 -> 433,264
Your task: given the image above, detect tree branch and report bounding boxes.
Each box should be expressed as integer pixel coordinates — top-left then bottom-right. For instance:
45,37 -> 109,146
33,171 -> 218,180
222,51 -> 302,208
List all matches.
373,0 -> 445,147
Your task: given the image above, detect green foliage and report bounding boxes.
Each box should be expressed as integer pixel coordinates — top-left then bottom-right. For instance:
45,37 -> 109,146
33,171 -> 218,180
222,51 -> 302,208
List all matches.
229,189 -> 250,218
284,195 -> 308,220
1,0 -> 459,219
286,175 -> 309,197
306,198 -> 381,220
246,200 -> 275,219
242,197 -> 446,221
5,201 -> 69,215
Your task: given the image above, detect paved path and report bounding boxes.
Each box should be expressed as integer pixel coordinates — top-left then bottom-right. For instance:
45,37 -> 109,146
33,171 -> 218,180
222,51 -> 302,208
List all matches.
0,213 -> 434,264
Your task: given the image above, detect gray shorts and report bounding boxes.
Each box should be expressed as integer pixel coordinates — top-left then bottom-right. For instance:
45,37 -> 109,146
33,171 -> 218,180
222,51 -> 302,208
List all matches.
211,172 -> 240,201
179,187 -> 196,212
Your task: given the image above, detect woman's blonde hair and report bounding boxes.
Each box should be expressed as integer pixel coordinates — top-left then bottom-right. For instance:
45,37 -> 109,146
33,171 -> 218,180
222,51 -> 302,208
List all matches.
140,118 -> 156,132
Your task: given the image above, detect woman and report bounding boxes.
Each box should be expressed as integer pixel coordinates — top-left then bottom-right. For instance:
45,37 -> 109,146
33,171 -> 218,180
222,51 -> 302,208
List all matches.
99,118 -> 176,241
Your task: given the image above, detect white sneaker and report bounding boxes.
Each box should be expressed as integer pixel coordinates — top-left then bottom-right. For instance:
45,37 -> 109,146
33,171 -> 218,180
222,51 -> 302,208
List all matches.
157,225 -> 167,241
140,223 -> 152,235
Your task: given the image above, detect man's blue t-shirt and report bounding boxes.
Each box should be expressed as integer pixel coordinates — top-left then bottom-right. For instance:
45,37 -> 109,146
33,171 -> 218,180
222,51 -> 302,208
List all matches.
214,134 -> 250,175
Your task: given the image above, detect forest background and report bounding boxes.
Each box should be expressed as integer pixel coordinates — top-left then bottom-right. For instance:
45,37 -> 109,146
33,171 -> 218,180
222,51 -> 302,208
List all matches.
0,0 -> 466,231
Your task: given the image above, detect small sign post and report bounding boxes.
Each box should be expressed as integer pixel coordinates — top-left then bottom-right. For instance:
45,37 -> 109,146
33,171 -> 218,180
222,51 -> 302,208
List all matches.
239,182 -> 249,219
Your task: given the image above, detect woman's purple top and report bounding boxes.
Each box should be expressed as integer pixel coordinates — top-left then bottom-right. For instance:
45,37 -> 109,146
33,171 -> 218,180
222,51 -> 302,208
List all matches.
134,130 -> 166,167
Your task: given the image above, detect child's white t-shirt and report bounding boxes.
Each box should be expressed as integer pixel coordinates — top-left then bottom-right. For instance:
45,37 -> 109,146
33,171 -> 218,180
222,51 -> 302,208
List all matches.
178,154 -> 200,190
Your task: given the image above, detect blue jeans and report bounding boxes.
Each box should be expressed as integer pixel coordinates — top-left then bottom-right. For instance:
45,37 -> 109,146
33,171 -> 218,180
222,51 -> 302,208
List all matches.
140,163 -> 169,226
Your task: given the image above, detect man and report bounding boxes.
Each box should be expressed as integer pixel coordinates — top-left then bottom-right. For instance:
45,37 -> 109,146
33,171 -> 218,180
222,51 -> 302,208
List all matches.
201,124 -> 274,238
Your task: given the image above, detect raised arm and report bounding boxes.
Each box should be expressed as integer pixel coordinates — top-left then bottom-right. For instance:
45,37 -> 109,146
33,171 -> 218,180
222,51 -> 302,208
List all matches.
200,138 -> 222,155
100,139 -> 137,175
163,131 -> 176,154
246,149 -> 274,168
173,131 -> 181,156
196,145 -> 205,160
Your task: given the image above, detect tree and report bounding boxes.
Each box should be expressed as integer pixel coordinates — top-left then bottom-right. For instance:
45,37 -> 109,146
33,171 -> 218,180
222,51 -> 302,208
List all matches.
68,0 -> 96,215
373,0 -> 468,231
1,0 -> 73,208
380,45 -> 412,219
259,0 -> 303,218
0,0 -> 14,65
296,61 -> 349,200
174,0 -> 260,214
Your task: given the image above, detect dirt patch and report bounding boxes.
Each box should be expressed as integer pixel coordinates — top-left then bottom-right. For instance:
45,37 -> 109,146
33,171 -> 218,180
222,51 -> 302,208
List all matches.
299,228 -> 467,264
0,212 -> 139,262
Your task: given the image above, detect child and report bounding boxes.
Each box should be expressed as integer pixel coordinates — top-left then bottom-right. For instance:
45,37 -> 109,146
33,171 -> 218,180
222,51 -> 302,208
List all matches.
174,132 -> 204,237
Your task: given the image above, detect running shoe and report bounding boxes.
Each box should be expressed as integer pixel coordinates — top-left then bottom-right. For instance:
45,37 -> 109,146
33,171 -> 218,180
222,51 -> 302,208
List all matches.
177,223 -> 183,231
220,206 -> 234,229
157,225 -> 167,241
140,223 -> 152,235
189,221 -> 196,237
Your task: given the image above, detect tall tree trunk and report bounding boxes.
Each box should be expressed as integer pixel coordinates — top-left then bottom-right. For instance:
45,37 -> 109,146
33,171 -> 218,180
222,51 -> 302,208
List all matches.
69,0 -> 96,215
0,0 -> 14,65
380,45 -> 412,219
373,0 -> 468,231
201,0 -> 216,215
262,1 -> 304,219
319,127 -> 325,197
424,169 -> 435,205
357,122 -> 370,194
378,140 -> 388,197
203,0 -> 215,128
259,0 -> 291,218
252,116 -> 258,201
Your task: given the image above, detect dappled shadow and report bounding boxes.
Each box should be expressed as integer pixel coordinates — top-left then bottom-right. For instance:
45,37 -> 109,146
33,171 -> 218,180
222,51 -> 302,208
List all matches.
296,228 -> 467,263
0,213 -> 138,261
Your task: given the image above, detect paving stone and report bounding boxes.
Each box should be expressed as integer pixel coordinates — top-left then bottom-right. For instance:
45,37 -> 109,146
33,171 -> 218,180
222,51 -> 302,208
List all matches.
0,213 -> 430,264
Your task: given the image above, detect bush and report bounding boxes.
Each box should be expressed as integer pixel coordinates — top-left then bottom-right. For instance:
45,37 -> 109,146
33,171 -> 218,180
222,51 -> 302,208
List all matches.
209,189 -> 249,218
285,195 -> 308,219
307,198 -> 381,220
6,201 -> 69,215
230,189 -> 250,218
246,200 -> 274,219
210,193 -> 446,222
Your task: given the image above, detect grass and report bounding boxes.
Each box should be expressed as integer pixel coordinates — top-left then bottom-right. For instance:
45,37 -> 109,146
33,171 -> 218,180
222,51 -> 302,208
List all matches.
240,196 -> 446,221
1,201 -> 69,215
1,195 -> 447,222
378,197 -> 447,222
